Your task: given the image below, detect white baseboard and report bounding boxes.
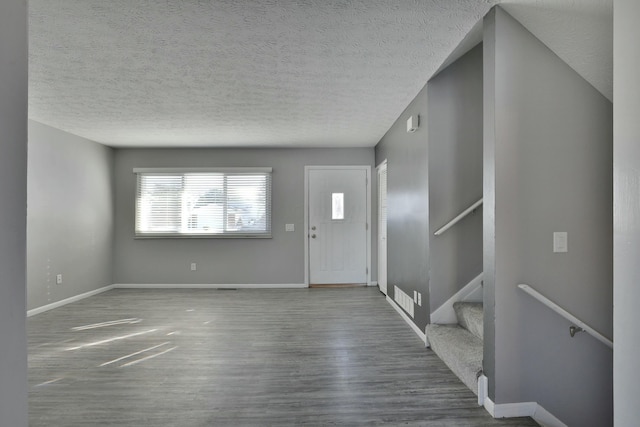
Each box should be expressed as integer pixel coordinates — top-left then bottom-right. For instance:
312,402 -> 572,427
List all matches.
532,405 -> 568,427
485,398 -> 537,418
27,285 -> 115,317
113,283 -> 308,289
430,273 -> 483,324
386,295 -> 427,344
484,396 -> 496,416
369,281 -> 378,287
478,375 -> 488,406
481,376 -> 566,427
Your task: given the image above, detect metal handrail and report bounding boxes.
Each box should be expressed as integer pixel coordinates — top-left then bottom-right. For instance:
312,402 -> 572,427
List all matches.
433,198 -> 483,236
517,284 -> 613,349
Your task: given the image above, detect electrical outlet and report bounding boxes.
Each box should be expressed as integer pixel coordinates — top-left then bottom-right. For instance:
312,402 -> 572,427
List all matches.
190,263 -> 197,271
413,290 -> 417,303
418,292 -> 422,306
56,274 -> 63,285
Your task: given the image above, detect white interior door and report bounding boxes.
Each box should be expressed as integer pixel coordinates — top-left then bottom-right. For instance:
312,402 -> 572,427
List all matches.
377,161 -> 388,294
308,168 -> 368,284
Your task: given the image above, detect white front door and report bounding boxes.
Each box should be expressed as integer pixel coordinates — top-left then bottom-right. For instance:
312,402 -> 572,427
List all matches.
377,161 -> 388,294
307,167 -> 368,285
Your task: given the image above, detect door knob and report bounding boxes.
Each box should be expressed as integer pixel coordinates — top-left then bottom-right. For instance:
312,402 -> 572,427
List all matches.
311,234 -> 316,239
311,226 -> 316,230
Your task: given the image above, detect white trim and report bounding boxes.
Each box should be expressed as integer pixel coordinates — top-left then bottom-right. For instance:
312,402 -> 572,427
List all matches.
113,283 -> 307,289
533,405 -> 568,427
27,285 -> 115,317
369,281 -> 378,287
304,165 -> 372,287
386,295 -> 427,344
484,397 -> 536,418
304,168 -> 310,285
430,273 -> 483,324
484,396 -> 496,416
133,167 -> 272,173
494,402 -> 538,418
481,377 -> 566,427
478,374 -> 488,406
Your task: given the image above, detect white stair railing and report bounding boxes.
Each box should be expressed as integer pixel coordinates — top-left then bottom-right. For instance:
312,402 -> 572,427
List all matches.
518,283 -> 613,349
434,198 -> 483,236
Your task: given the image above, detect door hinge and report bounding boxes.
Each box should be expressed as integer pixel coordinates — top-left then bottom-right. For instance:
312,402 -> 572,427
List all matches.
366,267 -> 369,275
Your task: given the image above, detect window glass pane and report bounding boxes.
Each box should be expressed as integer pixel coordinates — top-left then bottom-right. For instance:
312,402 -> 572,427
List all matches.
227,175 -> 268,232
135,169 -> 271,238
332,193 -> 344,220
137,175 -> 182,233
184,174 -> 225,233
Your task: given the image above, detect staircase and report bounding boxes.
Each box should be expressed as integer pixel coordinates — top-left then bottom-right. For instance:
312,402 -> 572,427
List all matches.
426,302 -> 483,395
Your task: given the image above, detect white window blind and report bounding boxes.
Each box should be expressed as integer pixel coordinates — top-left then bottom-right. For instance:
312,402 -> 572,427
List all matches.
134,168 -> 272,238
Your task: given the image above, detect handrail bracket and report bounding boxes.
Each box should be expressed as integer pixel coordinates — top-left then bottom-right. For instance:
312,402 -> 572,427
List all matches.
569,325 -> 584,337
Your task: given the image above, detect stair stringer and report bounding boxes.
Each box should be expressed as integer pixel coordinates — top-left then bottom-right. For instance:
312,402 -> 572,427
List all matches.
430,273 -> 483,324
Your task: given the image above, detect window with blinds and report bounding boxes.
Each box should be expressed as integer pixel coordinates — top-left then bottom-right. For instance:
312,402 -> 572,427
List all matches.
134,168 -> 272,238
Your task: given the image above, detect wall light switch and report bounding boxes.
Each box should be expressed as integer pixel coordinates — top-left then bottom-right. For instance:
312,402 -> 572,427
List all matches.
190,263 -> 197,271
418,292 -> 422,306
553,232 -> 568,253
413,290 -> 418,303
285,223 -> 295,232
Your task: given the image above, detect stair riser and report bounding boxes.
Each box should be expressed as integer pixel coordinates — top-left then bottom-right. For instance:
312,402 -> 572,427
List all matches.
453,302 -> 483,341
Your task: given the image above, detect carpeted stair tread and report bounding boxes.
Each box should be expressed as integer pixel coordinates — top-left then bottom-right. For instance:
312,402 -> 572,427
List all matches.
453,301 -> 483,340
426,324 -> 483,395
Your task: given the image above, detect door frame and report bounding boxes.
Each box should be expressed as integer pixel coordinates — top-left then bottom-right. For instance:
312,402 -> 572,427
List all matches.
304,165 -> 372,287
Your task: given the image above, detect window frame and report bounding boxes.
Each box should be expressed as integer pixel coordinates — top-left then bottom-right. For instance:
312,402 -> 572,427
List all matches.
133,167 -> 272,239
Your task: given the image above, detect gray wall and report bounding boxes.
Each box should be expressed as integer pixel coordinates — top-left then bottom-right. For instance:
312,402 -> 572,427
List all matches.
613,0 -> 640,424
0,0 -> 28,424
27,121 -> 115,310
113,148 -> 375,284
484,8 -> 613,426
427,44 -> 483,312
375,89 -> 430,330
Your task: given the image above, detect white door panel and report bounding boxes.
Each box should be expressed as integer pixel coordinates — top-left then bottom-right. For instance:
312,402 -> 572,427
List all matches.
377,161 -> 388,294
308,169 -> 367,284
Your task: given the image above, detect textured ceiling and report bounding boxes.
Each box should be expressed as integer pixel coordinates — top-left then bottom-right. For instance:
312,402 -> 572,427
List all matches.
28,0 -> 612,148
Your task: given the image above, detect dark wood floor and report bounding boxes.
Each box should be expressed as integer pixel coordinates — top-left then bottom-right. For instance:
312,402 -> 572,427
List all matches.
28,287 -> 538,426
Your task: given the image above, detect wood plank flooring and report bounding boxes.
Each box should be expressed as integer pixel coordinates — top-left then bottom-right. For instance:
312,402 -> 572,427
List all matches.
28,288 -> 538,426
